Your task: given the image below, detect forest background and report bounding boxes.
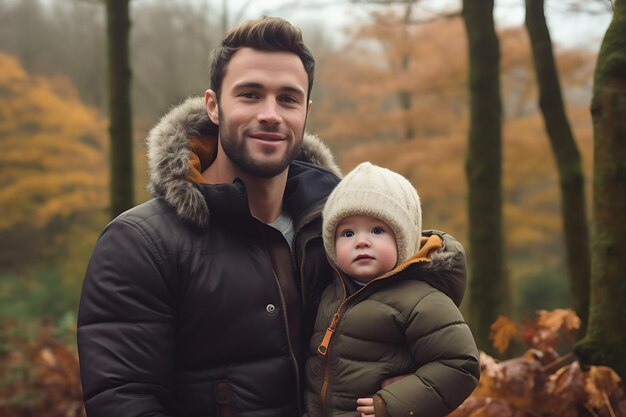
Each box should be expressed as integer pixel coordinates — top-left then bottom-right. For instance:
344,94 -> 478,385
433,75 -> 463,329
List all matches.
0,0 -> 623,416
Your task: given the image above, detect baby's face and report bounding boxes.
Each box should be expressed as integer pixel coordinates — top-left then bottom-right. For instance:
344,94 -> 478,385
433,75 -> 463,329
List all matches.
335,215 -> 398,282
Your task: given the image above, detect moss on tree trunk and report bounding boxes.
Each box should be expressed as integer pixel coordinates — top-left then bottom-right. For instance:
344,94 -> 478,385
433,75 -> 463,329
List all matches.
575,0 -> 626,378
462,0 -> 508,354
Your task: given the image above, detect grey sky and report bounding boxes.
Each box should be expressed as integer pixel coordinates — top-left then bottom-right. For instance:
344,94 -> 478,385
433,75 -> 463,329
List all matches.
216,0 -> 612,50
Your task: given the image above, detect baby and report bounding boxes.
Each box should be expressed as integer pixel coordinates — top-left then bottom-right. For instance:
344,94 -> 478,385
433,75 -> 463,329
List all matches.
305,162 -> 480,417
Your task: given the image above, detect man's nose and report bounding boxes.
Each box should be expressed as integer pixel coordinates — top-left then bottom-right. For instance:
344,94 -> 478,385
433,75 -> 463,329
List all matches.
257,99 -> 282,125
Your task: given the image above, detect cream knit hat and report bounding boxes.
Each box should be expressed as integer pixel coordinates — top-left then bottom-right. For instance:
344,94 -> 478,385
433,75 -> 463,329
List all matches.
323,162 -> 422,266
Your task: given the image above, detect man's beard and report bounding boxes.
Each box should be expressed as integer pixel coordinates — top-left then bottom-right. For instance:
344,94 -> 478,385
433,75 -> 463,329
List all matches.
219,113 -> 304,178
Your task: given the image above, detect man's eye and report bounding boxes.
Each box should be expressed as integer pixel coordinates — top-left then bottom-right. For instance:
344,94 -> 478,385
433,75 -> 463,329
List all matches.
372,227 -> 384,235
240,92 -> 259,99
279,96 -> 298,104
341,230 -> 354,238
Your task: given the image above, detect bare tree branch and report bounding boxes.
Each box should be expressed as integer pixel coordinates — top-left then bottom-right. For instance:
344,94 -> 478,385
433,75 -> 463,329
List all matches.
261,0 -> 350,15
545,0 -> 614,15
354,0 -> 461,26
406,9 -> 461,24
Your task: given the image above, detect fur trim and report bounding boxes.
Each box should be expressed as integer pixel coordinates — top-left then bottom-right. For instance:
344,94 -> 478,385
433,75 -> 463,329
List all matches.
423,251 -> 456,271
146,96 -> 341,227
302,134 -> 342,178
146,97 -> 211,227
418,233 -> 466,307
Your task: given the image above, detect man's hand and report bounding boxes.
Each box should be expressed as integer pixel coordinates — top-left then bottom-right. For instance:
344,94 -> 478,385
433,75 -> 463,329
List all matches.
356,397 -> 375,416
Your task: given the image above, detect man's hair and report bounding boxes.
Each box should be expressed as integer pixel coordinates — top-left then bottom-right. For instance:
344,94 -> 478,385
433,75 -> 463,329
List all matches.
209,16 -> 315,100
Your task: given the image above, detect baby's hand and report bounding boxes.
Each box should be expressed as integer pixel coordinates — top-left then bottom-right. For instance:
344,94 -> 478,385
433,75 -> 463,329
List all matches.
356,397 -> 375,416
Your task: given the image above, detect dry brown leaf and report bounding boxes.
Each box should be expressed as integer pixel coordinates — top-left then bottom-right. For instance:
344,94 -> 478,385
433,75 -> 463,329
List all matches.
39,347 -> 57,367
520,348 -> 544,362
540,361 -> 586,416
585,365 -> 622,408
448,396 -> 489,417
537,309 -> 581,332
469,398 -> 513,417
497,357 -> 545,410
448,312 -> 624,417
472,352 -> 501,398
489,315 -> 519,353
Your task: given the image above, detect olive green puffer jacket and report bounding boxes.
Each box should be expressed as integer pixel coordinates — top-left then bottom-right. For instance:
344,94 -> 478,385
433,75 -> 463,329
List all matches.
305,231 -> 480,417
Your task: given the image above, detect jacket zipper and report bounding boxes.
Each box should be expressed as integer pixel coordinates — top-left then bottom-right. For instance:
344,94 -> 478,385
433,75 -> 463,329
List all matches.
317,263 -> 414,413
318,265 -> 347,414
271,269 -> 302,415
262,222 -> 304,416
291,205 -> 323,414
292,204 -> 324,307
317,263 -> 411,355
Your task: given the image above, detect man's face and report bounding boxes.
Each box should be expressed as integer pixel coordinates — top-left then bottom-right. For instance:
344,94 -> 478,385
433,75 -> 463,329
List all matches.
205,47 -> 312,178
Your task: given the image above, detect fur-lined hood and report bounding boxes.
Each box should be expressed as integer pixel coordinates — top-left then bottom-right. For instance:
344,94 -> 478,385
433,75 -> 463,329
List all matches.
145,96 -> 341,228
338,232 -> 467,307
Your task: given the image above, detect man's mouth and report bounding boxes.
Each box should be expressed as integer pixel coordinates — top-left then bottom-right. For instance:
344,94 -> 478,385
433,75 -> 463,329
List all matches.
249,132 -> 286,142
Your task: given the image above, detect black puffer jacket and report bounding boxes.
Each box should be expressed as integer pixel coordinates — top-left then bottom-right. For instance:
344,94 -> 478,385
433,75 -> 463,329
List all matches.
77,97 -> 341,417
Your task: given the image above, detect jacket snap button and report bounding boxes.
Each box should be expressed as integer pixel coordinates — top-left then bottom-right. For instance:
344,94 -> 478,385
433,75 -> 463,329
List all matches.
266,304 -> 276,314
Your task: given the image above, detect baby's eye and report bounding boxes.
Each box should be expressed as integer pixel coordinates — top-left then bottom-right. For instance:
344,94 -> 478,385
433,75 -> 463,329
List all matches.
372,227 -> 385,235
341,230 -> 355,238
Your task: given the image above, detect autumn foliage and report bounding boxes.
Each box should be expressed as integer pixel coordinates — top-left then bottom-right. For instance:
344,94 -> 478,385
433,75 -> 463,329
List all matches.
0,52 -> 108,273
0,53 -> 108,229
311,18 -> 595,319
450,309 -> 625,417
1,310 -> 622,416
0,323 -> 85,417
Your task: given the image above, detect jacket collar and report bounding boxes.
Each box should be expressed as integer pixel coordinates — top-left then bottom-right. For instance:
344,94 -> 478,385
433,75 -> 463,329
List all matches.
145,96 -> 341,227
337,234 -> 467,306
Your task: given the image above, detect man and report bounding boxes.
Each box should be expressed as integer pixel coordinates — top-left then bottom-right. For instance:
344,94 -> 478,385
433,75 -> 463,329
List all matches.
78,17 -> 341,417
78,16 -> 468,417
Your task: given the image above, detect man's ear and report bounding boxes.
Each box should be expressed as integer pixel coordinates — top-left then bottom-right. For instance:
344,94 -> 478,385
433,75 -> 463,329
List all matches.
307,99 -> 313,116
205,89 -> 219,124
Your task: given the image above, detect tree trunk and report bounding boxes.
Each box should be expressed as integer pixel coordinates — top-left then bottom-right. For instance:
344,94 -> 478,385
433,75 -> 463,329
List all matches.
575,0 -> 626,378
399,1 -> 414,141
106,0 -> 134,218
524,0 -> 590,334
462,0 -> 508,353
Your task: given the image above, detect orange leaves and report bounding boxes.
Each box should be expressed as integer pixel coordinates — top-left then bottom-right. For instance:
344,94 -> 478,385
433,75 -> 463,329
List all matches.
537,308 -> 581,332
450,310 -> 625,417
0,52 -> 109,273
0,52 -> 108,233
0,324 -> 85,417
489,309 -> 581,357
33,342 -> 85,417
312,19 -> 595,300
451,357 -> 624,417
489,315 -> 519,353
586,366 -> 622,410
311,16 -> 469,144
526,309 -> 580,357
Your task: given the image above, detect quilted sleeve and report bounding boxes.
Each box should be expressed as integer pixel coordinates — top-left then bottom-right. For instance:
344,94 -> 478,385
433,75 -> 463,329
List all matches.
77,218 -> 177,417
375,290 -> 480,417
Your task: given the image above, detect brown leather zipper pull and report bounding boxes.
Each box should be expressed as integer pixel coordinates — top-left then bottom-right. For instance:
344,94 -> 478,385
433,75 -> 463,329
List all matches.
317,312 -> 340,356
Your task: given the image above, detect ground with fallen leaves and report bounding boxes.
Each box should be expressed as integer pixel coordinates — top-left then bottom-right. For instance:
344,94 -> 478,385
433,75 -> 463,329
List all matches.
450,309 -> 625,417
0,310 -> 623,416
